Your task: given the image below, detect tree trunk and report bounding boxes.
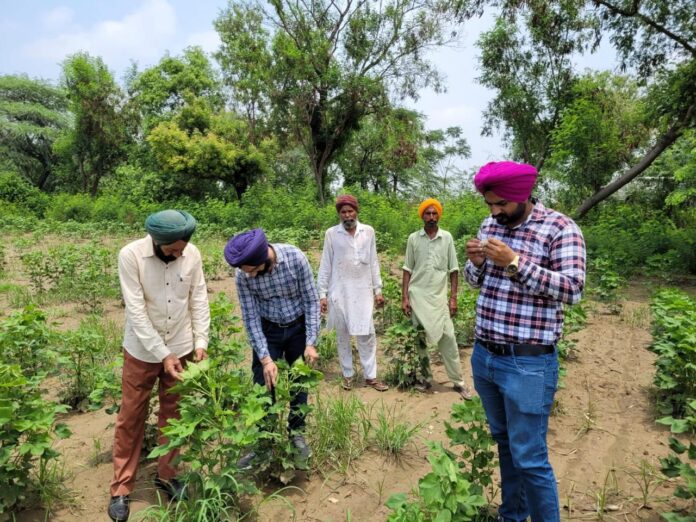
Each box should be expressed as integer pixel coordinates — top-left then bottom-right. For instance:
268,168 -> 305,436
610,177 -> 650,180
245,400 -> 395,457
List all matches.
573,102 -> 694,219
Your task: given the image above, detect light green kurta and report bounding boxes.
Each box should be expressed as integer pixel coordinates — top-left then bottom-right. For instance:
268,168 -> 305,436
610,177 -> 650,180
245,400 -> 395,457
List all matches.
403,228 -> 459,345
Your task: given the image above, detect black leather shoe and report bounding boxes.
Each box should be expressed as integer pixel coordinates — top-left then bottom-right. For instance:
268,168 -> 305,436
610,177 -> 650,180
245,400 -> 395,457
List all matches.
107,495 -> 130,521
154,474 -> 187,501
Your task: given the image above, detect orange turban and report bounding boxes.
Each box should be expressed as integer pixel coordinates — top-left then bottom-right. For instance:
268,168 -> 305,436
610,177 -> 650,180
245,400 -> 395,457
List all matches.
418,198 -> 443,218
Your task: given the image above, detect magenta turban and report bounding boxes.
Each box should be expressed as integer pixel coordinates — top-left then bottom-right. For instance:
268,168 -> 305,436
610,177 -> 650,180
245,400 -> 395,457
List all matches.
335,194 -> 359,212
474,161 -> 538,203
224,228 -> 269,267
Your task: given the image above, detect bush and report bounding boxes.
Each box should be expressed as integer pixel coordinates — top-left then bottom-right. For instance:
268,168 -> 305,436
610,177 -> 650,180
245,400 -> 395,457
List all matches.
0,171 -> 49,217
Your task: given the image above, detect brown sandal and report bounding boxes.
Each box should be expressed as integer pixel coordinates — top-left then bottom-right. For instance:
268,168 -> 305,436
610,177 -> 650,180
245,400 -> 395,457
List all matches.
341,376 -> 354,390
365,378 -> 389,392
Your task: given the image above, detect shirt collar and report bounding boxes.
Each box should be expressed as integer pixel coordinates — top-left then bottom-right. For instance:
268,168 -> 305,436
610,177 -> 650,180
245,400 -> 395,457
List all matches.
418,228 -> 443,239
271,244 -> 285,265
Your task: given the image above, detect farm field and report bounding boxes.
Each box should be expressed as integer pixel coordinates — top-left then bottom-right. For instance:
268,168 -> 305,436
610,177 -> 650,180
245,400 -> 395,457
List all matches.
4,232 -> 692,522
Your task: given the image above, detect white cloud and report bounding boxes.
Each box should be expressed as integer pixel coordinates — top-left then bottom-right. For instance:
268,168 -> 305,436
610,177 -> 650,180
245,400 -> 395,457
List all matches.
41,6 -> 75,29
184,30 -> 221,54
24,0 -> 177,71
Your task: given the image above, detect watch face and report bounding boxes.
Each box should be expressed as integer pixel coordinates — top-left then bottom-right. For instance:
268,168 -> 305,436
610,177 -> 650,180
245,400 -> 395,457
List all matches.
505,264 -> 518,276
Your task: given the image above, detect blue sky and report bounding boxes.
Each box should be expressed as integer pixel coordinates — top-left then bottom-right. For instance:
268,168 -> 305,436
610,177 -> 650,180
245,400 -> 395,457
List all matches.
1,0 -> 617,174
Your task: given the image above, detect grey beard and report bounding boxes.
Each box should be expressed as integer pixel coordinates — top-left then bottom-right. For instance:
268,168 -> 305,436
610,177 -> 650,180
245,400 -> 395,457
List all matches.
342,219 -> 357,230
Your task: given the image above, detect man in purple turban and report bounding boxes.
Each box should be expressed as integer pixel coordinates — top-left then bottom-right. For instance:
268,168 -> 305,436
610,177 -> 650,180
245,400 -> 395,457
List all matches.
464,161 -> 586,522
223,229 -> 320,470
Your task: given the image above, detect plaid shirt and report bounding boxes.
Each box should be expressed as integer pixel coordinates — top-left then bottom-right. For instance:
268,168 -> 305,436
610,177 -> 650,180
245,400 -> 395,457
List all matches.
464,201 -> 586,345
236,244 -> 320,359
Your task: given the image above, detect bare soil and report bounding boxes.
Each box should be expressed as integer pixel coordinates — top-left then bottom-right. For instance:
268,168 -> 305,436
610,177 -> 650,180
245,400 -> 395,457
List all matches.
14,277 -> 692,522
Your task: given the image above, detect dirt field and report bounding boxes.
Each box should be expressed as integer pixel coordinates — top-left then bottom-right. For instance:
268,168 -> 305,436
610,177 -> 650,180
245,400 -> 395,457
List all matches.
15,276 -> 691,522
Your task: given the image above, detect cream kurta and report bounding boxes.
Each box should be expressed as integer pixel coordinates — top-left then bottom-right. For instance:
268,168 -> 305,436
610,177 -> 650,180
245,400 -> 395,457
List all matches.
317,222 -> 382,336
403,228 -> 459,345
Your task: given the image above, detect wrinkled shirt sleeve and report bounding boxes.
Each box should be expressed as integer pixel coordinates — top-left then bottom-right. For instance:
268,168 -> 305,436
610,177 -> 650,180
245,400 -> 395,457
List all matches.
118,248 -> 170,361
317,229 -> 332,299
517,222 -> 586,305
188,249 -> 210,350
370,229 -> 383,295
236,271 -> 269,359
297,252 -> 320,346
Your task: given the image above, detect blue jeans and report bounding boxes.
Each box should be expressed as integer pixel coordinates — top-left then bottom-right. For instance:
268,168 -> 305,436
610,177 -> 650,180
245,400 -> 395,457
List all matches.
471,341 -> 560,522
251,319 -> 308,432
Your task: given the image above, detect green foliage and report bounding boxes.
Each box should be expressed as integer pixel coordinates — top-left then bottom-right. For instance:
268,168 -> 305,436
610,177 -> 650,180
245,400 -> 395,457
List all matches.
0,363 -> 71,516
0,306 -> 55,377
587,257 -> 625,313
371,401 -> 424,457
386,440 -> 487,521
383,321 -> 429,389
659,437 -> 696,521
454,285 -> 478,347
0,171 -> 49,216
375,272 -> 403,334
650,289 -> 696,434
315,328 -> 338,371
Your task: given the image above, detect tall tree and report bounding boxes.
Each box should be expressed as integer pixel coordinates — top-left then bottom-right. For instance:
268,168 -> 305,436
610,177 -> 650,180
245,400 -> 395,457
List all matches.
0,75 -> 69,190
58,53 -> 134,196
452,0 -> 696,217
128,47 -> 223,133
215,0 -> 457,203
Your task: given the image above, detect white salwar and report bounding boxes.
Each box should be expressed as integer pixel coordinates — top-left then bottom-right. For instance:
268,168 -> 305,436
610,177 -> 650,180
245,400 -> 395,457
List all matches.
318,222 -> 382,379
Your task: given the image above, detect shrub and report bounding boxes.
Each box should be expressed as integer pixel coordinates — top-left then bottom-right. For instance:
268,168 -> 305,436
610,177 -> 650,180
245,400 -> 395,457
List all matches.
0,171 -> 49,217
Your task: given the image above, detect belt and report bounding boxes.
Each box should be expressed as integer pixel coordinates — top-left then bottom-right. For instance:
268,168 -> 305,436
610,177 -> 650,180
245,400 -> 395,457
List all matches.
261,315 -> 304,329
477,338 -> 555,356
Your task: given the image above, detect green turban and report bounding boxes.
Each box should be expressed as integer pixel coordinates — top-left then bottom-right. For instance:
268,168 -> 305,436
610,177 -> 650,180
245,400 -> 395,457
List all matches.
145,210 -> 197,245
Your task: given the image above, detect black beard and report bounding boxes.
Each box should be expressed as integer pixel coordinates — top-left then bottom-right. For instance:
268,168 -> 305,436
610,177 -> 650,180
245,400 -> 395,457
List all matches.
494,203 -> 526,226
425,220 -> 438,227
154,243 -> 177,263
255,259 -> 273,276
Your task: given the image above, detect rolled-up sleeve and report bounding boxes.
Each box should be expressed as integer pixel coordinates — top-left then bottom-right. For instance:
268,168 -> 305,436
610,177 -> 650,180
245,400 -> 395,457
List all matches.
118,248 -> 170,361
189,251 -> 210,350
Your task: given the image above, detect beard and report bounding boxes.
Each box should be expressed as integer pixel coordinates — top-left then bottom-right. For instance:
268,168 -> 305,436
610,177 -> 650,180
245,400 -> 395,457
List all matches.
256,259 -> 273,276
425,219 -> 438,227
494,203 -> 526,226
154,243 -> 177,263
342,218 -> 357,230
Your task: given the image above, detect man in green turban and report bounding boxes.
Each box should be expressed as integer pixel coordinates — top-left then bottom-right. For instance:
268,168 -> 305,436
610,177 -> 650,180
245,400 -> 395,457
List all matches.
108,210 -> 210,522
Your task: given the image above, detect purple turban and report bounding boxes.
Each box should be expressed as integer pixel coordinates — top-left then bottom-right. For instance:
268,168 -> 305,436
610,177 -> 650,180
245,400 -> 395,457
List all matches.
224,228 -> 269,267
335,194 -> 359,212
474,161 -> 538,203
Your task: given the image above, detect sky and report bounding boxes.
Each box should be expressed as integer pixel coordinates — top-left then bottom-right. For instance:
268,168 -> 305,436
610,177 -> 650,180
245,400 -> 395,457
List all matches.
0,0 -> 617,175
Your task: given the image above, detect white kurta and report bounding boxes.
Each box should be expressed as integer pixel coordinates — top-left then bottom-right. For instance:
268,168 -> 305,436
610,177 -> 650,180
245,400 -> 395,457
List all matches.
317,222 -> 382,336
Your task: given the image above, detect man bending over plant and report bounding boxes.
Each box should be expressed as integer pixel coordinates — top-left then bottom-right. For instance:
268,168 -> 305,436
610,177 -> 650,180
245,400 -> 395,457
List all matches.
108,210 -> 210,522
224,228 -> 320,470
464,162 -> 586,522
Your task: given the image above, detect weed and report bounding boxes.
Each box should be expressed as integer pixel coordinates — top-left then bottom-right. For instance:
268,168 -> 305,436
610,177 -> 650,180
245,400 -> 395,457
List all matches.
588,468 -> 620,520
371,401 -> 424,457
576,381 -> 597,440
625,459 -> 664,510
383,321 -> 429,389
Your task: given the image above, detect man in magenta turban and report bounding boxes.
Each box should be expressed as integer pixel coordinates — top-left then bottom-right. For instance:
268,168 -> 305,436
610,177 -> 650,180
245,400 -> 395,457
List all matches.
464,161 -> 586,522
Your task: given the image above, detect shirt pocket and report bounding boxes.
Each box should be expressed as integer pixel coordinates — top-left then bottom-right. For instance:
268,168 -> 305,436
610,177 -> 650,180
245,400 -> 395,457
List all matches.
357,247 -> 370,264
429,251 -> 448,272
175,275 -> 192,299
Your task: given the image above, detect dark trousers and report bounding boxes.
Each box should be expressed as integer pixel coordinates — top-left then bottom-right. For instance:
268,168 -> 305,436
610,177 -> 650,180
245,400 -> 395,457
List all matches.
251,319 -> 308,432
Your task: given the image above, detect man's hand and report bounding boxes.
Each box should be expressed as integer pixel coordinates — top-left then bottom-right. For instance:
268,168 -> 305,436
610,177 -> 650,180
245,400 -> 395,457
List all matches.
483,238 -> 517,267
304,345 -> 319,366
320,298 -> 328,315
402,297 -> 411,317
375,294 -> 385,308
260,356 -> 278,391
194,348 -> 208,362
163,354 -> 184,381
466,238 -> 486,267
449,296 -> 458,317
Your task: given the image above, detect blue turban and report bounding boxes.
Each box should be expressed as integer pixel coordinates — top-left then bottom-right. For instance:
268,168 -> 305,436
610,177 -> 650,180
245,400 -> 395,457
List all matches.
224,228 -> 269,267
145,210 -> 197,244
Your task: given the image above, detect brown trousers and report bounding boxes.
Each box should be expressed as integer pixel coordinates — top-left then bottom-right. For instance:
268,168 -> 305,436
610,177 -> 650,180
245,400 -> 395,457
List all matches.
110,350 -> 190,496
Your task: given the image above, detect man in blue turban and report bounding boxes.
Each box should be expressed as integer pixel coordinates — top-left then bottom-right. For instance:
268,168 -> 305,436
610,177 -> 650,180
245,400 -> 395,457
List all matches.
108,210 -> 210,522
224,228 -> 320,471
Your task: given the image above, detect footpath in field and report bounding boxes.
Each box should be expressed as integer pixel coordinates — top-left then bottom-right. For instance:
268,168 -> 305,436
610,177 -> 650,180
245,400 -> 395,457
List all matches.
17,280 -> 685,522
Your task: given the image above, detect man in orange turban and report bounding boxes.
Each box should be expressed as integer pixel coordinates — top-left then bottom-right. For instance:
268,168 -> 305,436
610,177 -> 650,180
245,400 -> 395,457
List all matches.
401,199 -> 472,400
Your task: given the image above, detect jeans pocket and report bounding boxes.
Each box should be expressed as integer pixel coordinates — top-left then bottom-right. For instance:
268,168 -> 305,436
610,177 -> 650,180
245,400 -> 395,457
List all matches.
509,356 -> 546,415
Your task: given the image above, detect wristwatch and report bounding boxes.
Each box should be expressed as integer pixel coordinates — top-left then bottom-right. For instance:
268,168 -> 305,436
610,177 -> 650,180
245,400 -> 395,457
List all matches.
505,255 -> 520,277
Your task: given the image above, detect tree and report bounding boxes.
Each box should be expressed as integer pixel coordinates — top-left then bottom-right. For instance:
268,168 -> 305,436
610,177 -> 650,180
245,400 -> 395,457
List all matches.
215,0 -> 458,203
0,75 -> 69,190
147,97 -> 268,200
452,0 -> 696,217
58,53 -> 134,196
128,47 -> 223,133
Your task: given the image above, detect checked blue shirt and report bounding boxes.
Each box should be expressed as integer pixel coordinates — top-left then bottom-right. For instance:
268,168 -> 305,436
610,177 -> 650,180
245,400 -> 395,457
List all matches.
235,243 -> 320,360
